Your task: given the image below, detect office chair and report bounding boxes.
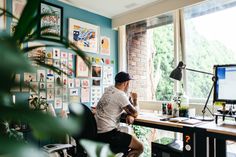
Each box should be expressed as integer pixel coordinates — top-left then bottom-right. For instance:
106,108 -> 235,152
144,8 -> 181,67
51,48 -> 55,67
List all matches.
69,103 -> 97,157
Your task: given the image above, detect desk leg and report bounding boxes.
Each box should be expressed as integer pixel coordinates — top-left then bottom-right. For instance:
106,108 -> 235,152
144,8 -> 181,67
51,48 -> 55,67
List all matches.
195,128 -> 207,157
183,127 -> 194,157
216,139 -> 226,157
209,137 -> 214,157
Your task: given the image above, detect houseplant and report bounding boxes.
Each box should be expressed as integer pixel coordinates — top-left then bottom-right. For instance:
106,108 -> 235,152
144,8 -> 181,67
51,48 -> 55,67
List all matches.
0,0 -> 113,156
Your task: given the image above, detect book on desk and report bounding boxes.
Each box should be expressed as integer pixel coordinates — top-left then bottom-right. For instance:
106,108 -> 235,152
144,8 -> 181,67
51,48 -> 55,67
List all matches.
169,117 -> 202,125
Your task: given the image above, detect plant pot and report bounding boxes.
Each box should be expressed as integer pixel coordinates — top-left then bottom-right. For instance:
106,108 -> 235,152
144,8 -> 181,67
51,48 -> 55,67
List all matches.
179,110 -> 189,117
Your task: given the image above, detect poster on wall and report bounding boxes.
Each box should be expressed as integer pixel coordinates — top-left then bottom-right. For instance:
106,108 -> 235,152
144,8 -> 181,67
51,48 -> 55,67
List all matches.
40,1 -> 63,41
0,0 -> 6,30
100,36 -> 110,56
68,18 -> 99,53
91,87 -> 102,107
81,87 -> 90,102
103,66 -> 113,85
12,0 -> 26,22
76,56 -> 89,77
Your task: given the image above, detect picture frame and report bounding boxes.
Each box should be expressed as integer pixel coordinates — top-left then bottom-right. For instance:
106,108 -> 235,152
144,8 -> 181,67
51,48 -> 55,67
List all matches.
92,65 -> 102,78
12,0 -> 26,22
0,0 -> 6,30
39,1 -> 63,41
100,36 -> 111,56
68,18 -> 100,53
76,56 -> 89,77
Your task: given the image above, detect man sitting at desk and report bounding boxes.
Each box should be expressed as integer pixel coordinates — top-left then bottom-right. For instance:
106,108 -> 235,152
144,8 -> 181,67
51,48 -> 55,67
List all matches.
95,72 -> 144,157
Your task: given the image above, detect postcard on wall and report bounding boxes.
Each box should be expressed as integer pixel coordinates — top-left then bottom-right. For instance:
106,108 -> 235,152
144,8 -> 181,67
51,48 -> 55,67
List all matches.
27,42 -> 45,58
55,73 -> 62,85
12,0 -> 26,22
103,66 -> 113,85
29,82 -> 38,94
81,87 -> 90,103
53,59 -> 60,68
63,93 -> 68,102
46,70 -> 54,82
68,78 -> 74,88
46,51 -> 53,59
92,65 -> 102,78
92,79 -> 101,86
10,74 -> 21,92
61,59 -> 67,69
39,82 -> 46,90
47,82 -> 54,89
100,36 -> 110,56
61,51 -> 68,59
91,87 -> 102,106
70,89 -> 79,96
68,53 -> 73,61
70,96 -> 80,104
53,48 -> 61,59
54,97 -> 62,109
37,70 -> 46,82
81,79 -> 89,87
47,89 -> 54,101
68,18 -> 99,53
76,56 -> 89,77
55,87 -> 62,97
75,78 -> 80,88
62,76 -> 68,87
62,102 -> 69,113
39,91 -> 46,99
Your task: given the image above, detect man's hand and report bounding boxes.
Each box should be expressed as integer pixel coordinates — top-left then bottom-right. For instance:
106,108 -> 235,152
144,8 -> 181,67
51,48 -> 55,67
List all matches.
130,92 -> 138,100
126,115 -> 135,125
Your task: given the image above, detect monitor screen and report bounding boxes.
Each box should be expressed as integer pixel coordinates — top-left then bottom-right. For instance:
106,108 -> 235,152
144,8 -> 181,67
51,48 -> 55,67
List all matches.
214,64 -> 236,104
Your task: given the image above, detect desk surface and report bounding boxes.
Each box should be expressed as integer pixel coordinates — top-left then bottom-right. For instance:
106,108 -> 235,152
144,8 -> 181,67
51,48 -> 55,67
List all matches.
197,121 -> 236,136
134,112 -> 202,129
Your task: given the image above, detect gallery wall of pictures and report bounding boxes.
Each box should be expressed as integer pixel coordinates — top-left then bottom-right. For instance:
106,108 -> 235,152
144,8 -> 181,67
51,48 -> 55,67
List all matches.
9,0 -> 118,114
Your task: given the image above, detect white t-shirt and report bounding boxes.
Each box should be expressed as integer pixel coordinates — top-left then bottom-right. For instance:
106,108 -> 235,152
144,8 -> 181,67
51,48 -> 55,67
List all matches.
95,86 -> 130,133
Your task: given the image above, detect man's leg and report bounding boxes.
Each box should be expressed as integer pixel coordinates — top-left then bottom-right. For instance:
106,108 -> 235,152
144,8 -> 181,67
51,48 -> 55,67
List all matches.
127,135 -> 144,157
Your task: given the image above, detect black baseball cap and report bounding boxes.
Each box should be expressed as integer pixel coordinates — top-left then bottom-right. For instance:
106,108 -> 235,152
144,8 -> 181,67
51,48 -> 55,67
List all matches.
115,71 -> 133,83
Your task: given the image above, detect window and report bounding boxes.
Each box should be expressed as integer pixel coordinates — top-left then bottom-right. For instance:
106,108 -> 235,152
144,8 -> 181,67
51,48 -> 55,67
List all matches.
148,13 -> 175,101
184,0 -> 236,101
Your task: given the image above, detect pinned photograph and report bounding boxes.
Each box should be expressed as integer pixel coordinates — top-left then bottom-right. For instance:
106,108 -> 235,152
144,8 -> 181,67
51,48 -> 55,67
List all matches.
61,51 -> 68,59
92,65 -> 102,78
70,89 -> 78,96
46,69 -> 54,82
61,59 -> 67,69
55,74 -> 62,85
47,89 -> 54,101
63,76 -> 68,87
37,70 -> 46,82
46,51 -> 53,58
92,79 -> 101,86
81,87 -> 90,103
23,73 -> 36,91
47,82 -> 54,89
53,48 -> 60,59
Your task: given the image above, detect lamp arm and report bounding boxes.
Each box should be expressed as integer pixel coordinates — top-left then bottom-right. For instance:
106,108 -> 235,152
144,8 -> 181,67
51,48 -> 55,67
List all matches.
186,68 -> 213,76
202,83 -> 214,116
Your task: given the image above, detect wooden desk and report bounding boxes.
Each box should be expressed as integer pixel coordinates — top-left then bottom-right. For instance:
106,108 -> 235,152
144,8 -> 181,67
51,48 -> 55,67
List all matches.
122,112 -> 203,157
196,121 -> 236,157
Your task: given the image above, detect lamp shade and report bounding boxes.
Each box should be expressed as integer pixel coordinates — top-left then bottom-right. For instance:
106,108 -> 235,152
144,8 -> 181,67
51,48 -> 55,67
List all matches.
169,61 -> 185,81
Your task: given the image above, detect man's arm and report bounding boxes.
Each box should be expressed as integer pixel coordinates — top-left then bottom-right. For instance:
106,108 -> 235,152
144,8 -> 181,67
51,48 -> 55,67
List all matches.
123,104 -> 138,118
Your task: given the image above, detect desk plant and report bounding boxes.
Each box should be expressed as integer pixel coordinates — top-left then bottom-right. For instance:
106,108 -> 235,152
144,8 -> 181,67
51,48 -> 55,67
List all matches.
0,0 -> 113,157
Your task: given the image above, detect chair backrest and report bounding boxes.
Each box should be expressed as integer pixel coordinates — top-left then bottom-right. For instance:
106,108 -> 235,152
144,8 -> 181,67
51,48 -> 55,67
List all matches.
69,103 -> 97,140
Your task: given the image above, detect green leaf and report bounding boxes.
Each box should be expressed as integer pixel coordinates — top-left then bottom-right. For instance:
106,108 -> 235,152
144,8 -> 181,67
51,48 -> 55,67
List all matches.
80,139 -> 115,157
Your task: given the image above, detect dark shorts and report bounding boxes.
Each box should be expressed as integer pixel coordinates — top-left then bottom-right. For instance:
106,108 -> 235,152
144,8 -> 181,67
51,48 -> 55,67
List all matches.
96,129 -> 132,153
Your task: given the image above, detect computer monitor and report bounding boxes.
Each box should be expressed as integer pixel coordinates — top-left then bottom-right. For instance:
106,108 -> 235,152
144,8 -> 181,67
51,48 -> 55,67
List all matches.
214,64 -> 236,104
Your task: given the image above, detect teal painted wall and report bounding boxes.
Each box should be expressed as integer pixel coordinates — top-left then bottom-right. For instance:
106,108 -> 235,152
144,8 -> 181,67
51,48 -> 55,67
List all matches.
7,0 -> 118,110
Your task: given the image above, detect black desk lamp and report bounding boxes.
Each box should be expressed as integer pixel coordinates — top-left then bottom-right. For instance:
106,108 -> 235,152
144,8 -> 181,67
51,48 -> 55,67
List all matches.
170,61 -> 214,121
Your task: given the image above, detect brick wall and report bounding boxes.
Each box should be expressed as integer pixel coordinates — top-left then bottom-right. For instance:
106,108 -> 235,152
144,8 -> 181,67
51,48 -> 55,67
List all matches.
126,23 -> 152,100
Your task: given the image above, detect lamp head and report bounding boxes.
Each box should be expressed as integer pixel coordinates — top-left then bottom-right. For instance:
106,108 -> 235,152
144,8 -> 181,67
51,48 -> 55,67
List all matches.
169,61 -> 186,81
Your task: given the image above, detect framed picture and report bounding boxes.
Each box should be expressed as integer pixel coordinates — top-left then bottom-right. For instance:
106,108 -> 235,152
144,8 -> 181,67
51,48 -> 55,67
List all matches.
76,56 -> 89,77
0,0 -> 6,30
68,18 -> 99,53
92,65 -> 102,78
39,1 -> 63,41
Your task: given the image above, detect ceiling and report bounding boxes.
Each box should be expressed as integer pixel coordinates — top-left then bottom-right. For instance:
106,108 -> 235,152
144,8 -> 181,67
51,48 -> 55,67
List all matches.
59,0 -> 163,18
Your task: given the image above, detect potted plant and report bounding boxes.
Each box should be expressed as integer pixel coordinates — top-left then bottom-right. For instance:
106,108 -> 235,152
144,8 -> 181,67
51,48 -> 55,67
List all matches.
0,1 -> 113,157
179,105 -> 189,117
